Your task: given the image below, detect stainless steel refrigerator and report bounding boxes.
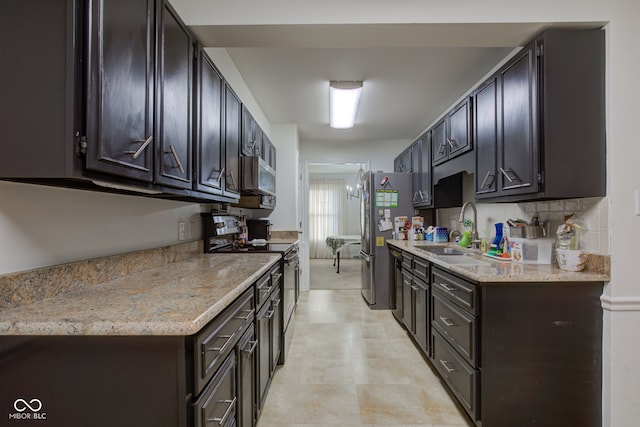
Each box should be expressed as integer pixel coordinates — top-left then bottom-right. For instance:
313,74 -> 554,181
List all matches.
359,171 -> 413,309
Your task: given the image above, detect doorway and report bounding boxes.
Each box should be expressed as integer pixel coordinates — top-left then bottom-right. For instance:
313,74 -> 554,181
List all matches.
301,161 -> 368,290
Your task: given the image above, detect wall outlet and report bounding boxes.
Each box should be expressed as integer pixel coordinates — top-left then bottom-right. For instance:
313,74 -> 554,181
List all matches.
178,222 -> 186,241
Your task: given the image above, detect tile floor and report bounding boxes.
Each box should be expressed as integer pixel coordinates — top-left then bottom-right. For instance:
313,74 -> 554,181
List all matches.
256,260 -> 473,427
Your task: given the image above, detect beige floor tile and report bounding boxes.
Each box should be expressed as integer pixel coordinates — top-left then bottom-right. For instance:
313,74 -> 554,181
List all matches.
258,264 -> 473,427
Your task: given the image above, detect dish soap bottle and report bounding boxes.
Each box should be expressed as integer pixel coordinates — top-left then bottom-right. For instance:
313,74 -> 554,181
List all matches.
459,231 -> 471,248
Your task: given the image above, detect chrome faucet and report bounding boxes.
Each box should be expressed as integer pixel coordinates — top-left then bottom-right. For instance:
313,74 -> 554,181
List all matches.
459,201 -> 480,249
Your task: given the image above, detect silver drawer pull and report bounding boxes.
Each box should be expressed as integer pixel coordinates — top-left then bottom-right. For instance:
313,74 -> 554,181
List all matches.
168,145 -> 185,174
242,340 -> 258,355
205,334 -> 233,354
235,308 -> 255,321
271,273 -> 283,282
208,397 -> 237,426
439,359 -> 457,373
265,310 -> 275,320
439,283 -> 457,292
439,316 -> 455,327
123,135 -> 153,160
271,298 -> 281,308
411,286 -> 419,291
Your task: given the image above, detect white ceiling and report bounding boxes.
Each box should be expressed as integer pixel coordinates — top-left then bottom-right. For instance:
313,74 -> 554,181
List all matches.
169,1 -> 603,144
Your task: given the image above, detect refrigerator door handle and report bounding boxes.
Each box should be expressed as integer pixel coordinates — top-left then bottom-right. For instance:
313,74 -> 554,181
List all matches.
359,250 -> 373,261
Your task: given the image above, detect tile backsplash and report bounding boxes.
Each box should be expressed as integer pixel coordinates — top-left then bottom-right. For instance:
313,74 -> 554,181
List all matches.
437,176 -> 610,255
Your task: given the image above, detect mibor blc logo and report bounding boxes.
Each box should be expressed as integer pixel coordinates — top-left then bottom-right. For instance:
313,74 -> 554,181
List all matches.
8,398 -> 47,421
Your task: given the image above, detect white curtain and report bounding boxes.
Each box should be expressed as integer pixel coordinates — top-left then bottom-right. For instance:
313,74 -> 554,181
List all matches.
309,179 -> 347,258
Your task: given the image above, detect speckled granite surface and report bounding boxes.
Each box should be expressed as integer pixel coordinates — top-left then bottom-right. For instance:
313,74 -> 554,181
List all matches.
0,244 -> 280,336
388,240 -> 610,283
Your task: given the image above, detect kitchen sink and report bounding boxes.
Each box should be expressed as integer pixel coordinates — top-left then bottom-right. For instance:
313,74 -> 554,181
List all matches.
415,246 -> 490,266
416,246 -> 468,256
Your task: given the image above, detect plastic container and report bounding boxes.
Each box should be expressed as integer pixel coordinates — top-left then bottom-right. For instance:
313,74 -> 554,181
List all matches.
510,237 -> 555,264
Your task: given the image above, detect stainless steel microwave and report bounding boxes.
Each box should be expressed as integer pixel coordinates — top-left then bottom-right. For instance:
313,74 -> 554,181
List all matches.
241,156 -> 276,196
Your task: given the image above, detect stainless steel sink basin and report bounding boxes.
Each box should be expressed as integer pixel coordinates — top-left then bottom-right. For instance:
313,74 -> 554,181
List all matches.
417,246 -> 467,256
415,246 -> 490,266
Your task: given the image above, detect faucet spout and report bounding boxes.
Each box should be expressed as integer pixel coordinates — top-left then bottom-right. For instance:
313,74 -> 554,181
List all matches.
459,201 -> 479,247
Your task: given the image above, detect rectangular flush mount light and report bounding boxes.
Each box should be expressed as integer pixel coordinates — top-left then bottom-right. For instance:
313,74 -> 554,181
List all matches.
329,81 -> 363,129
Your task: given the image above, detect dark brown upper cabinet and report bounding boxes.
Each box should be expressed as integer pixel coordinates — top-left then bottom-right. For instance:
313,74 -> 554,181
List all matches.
85,0 -> 156,182
412,134 -> 433,208
432,98 -> 473,166
394,145 -> 413,173
241,106 -> 261,157
194,47 -> 225,196
224,85 -> 242,198
155,1 -> 193,189
475,29 -> 606,202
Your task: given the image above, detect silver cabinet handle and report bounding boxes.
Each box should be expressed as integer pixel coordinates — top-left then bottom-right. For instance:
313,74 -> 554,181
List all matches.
447,137 -> 456,148
168,145 -> 185,174
271,273 -> 283,283
437,141 -> 447,155
480,170 -> 493,189
226,171 -> 236,188
208,397 -> 237,426
216,167 -> 225,186
439,359 -> 456,373
205,334 -> 234,354
271,298 -> 281,309
439,316 -> 455,327
266,310 -> 275,320
235,308 -> 255,321
125,135 -> 153,159
242,340 -> 258,355
499,167 -> 518,183
439,283 -> 457,292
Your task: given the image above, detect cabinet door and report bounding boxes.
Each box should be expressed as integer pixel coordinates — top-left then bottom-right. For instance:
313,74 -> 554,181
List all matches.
414,132 -> 432,207
224,85 -> 241,198
270,288 -> 282,375
155,1 -> 192,189
241,106 -> 257,156
498,45 -> 539,195
394,146 -> 412,173
411,139 -> 421,204
474,77 -> 498,195
402,270 -> 414,332
194,49 -> 224,195
431,118 -> 447,166
414,278 -> 430,356
237,326 -> 257,427
448,98 -> 472,158
86,0 -> 155,181
194,353 -> 237,427
256,302 -> 271,410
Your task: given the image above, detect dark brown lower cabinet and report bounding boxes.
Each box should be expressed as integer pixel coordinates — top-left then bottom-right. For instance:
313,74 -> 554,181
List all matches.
0,275 -> 287,427
237,324 -> 257,427
430,265 -> 603,426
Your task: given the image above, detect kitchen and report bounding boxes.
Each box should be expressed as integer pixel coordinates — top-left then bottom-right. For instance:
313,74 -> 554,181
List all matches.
0,0 -> 639,426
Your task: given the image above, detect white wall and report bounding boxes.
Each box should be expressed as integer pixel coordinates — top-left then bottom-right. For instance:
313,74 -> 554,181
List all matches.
269,124 -> 299,231
0,181 -> 202,275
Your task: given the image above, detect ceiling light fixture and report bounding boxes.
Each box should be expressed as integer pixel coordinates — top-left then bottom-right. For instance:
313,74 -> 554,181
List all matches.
329,81 -> 363,129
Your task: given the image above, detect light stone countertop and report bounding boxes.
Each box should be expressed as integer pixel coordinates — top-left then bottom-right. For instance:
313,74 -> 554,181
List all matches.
388,240 -> 610,283
0,252 -> 281,336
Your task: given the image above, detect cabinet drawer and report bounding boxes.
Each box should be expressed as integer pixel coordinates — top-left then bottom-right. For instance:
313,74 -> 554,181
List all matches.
431,267 -> 478,315
413,257 -> 429,282
432,330 -> 479,421
194,287 -> 254,394
401,252 -> 413,270
255,271 -> 273,309
194,352 -> 237,427
432,290 -> 478,368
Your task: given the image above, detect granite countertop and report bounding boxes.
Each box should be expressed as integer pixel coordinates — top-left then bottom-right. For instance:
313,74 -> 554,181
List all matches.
388,240 -> 610,283
0,252 -> 281,336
